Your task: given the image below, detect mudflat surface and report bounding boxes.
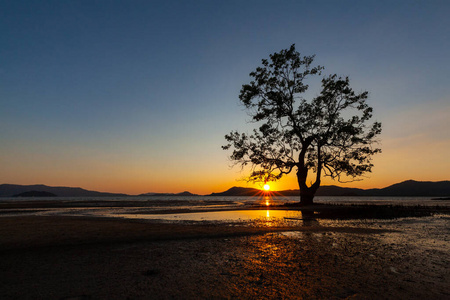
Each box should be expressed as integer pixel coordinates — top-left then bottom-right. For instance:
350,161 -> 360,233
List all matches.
0,215 -> 449,299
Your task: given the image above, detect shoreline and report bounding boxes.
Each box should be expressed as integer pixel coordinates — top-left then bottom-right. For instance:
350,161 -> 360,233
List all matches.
0,215 -> 394,252
1,199 -> 449,220
1,204 -> 449,299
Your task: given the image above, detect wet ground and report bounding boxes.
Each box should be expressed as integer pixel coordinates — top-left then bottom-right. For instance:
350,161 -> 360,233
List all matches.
0,213 -> 448,299
0,199 -> 449,299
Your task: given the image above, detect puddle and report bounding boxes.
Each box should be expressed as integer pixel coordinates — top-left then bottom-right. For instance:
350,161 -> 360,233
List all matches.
102,209 -> 304,222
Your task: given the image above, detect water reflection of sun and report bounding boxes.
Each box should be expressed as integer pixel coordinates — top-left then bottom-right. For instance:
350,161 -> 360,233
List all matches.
264,210 -> 273,226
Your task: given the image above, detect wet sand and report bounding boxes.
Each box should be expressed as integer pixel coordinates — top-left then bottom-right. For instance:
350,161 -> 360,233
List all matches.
0,212 -> 449,299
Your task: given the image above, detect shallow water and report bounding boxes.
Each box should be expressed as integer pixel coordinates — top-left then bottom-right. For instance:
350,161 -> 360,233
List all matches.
1,195 -> 448,207
102,209 -> 305,223
1,195 -> 449,224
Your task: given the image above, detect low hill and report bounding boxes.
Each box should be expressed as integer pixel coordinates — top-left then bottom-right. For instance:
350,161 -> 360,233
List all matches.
2,180 -> 449,198
139,191 -> 198,197
0,184 -> 128,197
13,191 -> 57,197
209,187 -> 260,197
210,180 -> 450,197
361,180 -> 450,196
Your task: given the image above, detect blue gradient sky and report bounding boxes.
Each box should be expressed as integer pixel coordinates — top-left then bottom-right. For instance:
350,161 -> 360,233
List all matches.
1,1 -> 449,194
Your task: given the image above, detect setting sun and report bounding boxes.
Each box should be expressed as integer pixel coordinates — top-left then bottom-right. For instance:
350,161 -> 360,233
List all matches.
263,184 -> 270,191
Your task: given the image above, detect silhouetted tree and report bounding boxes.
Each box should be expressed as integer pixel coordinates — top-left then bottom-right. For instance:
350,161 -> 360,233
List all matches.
223,45 -> 382,205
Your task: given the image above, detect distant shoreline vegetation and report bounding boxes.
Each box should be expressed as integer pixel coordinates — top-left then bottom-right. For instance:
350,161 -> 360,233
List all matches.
0,180 -> 449,198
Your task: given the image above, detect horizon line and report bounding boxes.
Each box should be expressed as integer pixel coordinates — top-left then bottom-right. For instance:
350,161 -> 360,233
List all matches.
2,179 -> 449,196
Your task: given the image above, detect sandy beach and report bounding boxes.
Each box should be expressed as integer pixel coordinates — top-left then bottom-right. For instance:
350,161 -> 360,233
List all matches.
0,203 -> 449,300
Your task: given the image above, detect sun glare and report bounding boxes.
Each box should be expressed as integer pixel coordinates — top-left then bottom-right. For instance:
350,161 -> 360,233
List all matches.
263,184 -> 270,191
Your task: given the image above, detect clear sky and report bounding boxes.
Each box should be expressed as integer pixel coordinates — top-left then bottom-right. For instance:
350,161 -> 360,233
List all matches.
1,0 -> 449,195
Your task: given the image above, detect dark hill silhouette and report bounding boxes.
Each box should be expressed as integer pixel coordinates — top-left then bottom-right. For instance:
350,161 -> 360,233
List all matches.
210,180 -> 450,197
13,191 -> 57,197
139,191 -> 198,197
1,180 -> 449,198
0,184 -> 128,197
209,187 -> 260,197
361,180 -> 450,196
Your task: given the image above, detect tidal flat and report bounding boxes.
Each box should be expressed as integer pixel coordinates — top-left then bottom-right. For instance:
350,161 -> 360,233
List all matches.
0,198 -> 449,299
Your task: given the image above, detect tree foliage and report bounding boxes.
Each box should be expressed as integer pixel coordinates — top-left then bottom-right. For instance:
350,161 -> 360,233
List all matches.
223,45 -> 382,204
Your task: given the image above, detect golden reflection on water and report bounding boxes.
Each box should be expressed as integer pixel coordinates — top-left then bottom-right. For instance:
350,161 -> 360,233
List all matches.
264,210 -> 272,227
100,191 -> 305,227
108,209 -> 304,226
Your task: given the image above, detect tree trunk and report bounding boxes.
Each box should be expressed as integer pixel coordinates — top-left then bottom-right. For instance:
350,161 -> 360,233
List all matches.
297,167 -> 319,206
296,143 -> 321,205
300,190 -> 315,205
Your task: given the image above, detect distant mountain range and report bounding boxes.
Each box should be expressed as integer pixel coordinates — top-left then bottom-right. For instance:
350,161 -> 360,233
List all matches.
1,180 -> 449,198
209,180 -> 450,197
0,184 -> 128,197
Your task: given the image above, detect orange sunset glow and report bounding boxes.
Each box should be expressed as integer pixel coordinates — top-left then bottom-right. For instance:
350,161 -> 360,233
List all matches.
1,2 -> 449,300
0,1 -> 448,196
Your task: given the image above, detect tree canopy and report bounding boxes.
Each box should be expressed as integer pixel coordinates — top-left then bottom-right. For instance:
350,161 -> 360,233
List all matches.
223,45 -> 382,205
